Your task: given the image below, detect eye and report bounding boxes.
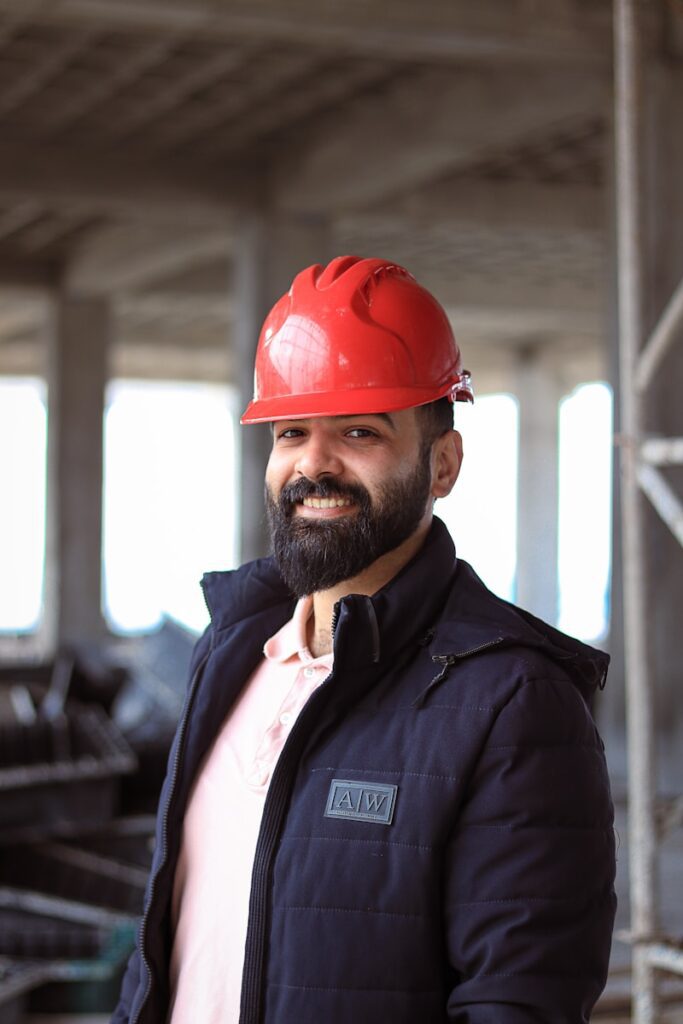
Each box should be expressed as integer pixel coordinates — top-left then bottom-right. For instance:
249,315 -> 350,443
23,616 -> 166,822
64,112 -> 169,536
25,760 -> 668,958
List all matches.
276,427 -> 305,440
345,427 -> 377,439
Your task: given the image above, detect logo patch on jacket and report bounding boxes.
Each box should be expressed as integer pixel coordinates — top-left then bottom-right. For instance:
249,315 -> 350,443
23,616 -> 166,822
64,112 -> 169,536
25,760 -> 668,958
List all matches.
324,779 -> 397,825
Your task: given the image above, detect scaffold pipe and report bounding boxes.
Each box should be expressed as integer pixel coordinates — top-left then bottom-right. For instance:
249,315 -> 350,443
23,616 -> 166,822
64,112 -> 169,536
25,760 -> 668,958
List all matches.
613,0 -> 659,1019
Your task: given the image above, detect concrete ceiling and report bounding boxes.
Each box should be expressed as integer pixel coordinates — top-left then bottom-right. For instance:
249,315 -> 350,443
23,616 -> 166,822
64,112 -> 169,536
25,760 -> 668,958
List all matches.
0,0 -> 672,380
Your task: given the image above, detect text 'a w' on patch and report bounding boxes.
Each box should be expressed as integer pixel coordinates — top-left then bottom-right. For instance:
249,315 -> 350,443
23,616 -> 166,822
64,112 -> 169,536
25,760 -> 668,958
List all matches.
324,779 -> 398,825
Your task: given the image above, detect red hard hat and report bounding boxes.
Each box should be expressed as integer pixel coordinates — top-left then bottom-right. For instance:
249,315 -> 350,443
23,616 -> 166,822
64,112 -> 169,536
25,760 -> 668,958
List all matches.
240,255 -> 473,424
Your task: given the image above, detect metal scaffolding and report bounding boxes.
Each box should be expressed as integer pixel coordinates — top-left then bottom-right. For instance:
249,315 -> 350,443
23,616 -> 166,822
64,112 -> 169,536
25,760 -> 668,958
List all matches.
614,0 -> 683,1020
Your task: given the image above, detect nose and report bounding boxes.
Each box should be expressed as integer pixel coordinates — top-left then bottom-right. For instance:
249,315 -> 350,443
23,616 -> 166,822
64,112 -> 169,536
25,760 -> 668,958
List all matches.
294,434 -> 344,481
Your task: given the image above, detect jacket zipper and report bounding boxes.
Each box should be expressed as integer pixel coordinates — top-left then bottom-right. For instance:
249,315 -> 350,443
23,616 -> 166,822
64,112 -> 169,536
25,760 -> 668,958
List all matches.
412,637 -> 506,708
431,638 -> 506,665
130,650 -> 210,1024
330,603 -> 340,641
239,675 -> 337,1024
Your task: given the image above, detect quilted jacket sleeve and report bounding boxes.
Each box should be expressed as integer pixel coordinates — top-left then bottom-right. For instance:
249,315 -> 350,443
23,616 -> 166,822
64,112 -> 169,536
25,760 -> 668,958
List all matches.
444,673 -> 617,1023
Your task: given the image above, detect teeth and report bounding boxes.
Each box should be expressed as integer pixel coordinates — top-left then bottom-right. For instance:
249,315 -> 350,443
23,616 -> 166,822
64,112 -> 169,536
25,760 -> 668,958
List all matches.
302,497 -> 352,509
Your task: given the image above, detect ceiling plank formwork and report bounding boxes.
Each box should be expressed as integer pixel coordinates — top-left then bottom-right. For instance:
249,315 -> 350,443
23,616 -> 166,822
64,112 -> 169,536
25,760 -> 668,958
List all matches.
0,141 -> 243,222
0,0 -> 615,65
274,65 -> 610,213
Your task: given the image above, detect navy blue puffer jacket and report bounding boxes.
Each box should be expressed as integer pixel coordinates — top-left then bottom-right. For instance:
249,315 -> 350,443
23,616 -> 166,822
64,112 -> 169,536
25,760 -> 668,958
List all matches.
112,518 -> 616,1024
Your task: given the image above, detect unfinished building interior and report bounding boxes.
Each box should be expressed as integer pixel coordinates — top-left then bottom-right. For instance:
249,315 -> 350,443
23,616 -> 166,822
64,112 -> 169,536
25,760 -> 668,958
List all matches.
0,0 -> 682,1020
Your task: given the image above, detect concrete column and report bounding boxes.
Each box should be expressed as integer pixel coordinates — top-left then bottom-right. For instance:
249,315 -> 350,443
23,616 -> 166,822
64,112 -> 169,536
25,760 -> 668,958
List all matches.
43,294 -> 110,651
514,344 -> 562,623
234,210 -> 331,563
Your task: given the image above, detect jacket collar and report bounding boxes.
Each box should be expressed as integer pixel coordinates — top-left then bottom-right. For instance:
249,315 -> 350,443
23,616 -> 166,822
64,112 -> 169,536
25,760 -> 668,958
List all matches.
328,517 -> 457,672
201,557 -> 293,635
201,516 -> 608,699
201,517 -> 457,668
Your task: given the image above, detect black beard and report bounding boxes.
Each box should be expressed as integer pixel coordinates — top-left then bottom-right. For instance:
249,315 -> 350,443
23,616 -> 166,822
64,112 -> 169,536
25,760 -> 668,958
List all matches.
265,450 -> 432,597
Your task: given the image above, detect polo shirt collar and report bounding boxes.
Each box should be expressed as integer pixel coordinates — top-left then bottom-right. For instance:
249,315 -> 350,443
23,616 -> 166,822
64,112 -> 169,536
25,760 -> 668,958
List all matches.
263,595 -> 315,663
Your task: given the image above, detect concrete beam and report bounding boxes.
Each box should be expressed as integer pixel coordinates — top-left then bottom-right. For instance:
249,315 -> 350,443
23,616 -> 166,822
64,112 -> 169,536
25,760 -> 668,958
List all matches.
275,67 -> 610,213
66,222 -> 234,295
116,292 -> 233,322
465,333 -> 606,388
0,141 -> 239,222
0,253 -> 59,288
360,180 -> 605,236
111,340 -> 232,383
431,249 -> 603,331
447,304 -> 599,340
0,0 -> 614,65
0,338 -> 44,375
0,292 -> 46,337
0,292 -> 47,375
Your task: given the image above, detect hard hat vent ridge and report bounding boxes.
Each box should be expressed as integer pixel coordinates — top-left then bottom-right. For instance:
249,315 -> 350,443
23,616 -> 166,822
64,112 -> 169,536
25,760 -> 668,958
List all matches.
315,255 -> 360,288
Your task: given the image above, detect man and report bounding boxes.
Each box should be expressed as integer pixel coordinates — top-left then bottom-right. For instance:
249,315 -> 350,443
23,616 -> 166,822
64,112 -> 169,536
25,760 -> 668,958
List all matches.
113,256 -> 616,1024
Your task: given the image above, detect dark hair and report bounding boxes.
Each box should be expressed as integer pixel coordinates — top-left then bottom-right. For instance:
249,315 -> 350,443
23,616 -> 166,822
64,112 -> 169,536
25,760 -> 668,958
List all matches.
416,397 -> 454,446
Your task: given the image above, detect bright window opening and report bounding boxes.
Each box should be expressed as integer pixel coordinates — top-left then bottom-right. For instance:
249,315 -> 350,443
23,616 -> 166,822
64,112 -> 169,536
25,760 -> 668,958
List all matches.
103,380 -> 239,635
557,382 -> 612,641
1,377 -> 612,643
0,377 -> 47,633
438,394 -> 519,602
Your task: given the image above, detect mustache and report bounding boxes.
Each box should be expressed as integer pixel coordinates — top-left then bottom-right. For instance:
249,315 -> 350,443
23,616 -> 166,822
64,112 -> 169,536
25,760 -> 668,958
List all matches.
276,477 -> 371,512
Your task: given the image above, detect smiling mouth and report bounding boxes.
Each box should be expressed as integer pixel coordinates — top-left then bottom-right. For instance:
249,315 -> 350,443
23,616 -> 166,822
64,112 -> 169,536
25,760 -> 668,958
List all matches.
300,496 -> 354,509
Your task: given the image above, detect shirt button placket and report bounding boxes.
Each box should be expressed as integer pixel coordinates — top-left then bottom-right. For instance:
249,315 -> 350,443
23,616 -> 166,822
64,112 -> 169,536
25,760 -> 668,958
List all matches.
248,761 -> 270,787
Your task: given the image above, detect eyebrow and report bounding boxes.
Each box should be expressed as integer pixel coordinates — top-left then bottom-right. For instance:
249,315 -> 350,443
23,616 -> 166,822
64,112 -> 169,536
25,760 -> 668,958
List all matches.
270,413 -> 398,433
341,412 -> 397,431
373,412 -> 397,430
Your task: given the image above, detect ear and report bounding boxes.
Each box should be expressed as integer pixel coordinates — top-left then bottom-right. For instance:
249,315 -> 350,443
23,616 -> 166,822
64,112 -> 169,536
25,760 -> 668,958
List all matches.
431,430 -> 462,499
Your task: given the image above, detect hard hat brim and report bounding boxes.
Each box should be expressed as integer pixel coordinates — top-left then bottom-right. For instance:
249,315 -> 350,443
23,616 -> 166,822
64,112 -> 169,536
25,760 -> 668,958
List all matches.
240,380 -> 472,424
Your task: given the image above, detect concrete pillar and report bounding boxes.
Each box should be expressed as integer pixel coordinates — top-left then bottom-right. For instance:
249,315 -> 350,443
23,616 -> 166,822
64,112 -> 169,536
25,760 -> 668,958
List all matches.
514,344 -> 562,623
234,211 -> 331,563
43,294 -> 110,651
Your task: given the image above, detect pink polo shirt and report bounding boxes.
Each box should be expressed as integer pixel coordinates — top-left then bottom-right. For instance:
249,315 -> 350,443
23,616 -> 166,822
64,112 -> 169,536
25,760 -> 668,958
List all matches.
167,597 -> 333,1024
